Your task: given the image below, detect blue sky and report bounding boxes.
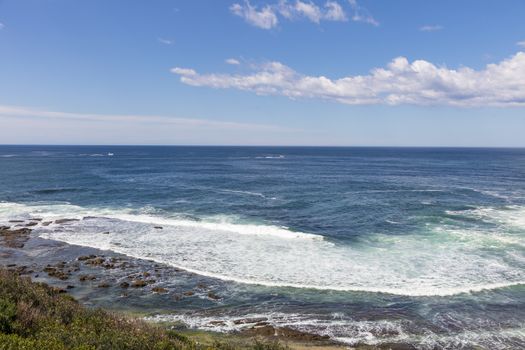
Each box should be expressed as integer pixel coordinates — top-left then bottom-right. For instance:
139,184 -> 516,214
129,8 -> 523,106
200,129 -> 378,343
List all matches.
0,0 -> 524,146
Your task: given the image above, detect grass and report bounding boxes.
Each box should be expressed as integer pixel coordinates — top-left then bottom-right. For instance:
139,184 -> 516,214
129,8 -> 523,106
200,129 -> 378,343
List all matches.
0,269 -> 287,350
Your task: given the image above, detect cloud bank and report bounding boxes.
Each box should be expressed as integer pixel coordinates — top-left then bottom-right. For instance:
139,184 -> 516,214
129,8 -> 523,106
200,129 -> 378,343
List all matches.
230,0 -> 378,29
172,52 -> 525,107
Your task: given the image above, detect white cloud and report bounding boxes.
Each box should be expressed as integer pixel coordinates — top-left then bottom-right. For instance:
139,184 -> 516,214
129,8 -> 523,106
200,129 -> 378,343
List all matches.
230,0 -> 356,29
324,1 -> 347,21
517,41 -> 525,48
230,1 -> 279,29
347,0 -> 378,26
158,37 -> 174,45
0,22 -> 4,30
420,25 -> 443,32
226,58 -> 241,65
172,52 -> 525,107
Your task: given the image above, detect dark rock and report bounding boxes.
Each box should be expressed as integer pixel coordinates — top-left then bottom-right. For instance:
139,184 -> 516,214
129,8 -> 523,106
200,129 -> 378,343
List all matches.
233,317 -> 268,325
41,221 -> 52,226
43,266 -> 69,280
182,291 -> 194,296
8,220 -> 24,223
119,282 -> 130,288
97,282 -> 110,288
152,287 -> 168,293
207,292 -> 221,300
154,226 -> 163,229
30,218 -> 43,221
25,222 -> 38,227
243,325 -> 330,341
66,285 -> 75,289
86,257 -> 105,266
0,227 -> 32,248
78,255 -> 96,261
54,218 -> 79,224
143,272 -> 151,277
131,280 -> 147,288
79,274 -> 96,282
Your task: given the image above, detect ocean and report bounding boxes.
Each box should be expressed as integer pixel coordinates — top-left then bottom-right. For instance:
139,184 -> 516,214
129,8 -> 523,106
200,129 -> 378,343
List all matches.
1,145 -> 524,348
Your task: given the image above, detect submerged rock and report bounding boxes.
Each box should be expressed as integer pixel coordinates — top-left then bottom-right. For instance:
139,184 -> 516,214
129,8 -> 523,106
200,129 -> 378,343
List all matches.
55,218 -> 79,224
79,274 -> 96,282
152,286 -> 168,294
131,280 -> 147,288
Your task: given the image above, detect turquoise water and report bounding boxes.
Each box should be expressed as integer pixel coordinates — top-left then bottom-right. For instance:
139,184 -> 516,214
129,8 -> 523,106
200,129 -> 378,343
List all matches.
1,146 -> 524,348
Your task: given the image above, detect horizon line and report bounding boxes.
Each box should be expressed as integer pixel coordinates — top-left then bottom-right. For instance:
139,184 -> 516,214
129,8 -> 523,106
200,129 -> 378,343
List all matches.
1,144 -> 525,149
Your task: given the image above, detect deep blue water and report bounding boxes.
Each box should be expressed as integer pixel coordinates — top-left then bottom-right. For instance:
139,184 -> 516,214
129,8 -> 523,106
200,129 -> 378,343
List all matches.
1,146 -> 524,348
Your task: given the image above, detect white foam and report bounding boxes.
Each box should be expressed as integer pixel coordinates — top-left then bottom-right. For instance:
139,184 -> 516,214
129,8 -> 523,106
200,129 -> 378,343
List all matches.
2,202 -> 524,297
146,312 -> 525,348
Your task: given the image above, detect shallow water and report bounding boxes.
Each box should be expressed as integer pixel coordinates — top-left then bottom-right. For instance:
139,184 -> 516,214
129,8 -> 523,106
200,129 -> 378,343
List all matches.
1,145 -> 524,348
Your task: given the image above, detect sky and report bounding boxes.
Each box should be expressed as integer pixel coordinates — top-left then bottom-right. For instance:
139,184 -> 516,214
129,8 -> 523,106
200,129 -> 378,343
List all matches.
0,0 -> 525,146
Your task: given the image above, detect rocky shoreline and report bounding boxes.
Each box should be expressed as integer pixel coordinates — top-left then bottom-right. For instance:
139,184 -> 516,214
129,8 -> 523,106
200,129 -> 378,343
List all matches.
0,218 -> 362,349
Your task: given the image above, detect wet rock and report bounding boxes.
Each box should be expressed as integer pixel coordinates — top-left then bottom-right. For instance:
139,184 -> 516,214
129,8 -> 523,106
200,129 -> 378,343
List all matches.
208,320 -> 227,326
54,218 -> 79,224
30,218 -> 43,221
43,266 -> 69,280
243,325 -> 330,341
86,257 -> 105,266
233,317 -> 268,325
78,255 -> 96,261
143,272 -> 151,277
51,287 -> 67,294
79,274 -> 96,282
25,222 -> 38,227
207,292 -> 221,300
119,282 -> 130,288
97,282 -> 110,288
154,226 -> 163,229
152,287 -> 168,293
102,231 -> 110,235
66,285 -> 75,289
8,220 -> 24,223
131,280 -> 147,288
196,283 -> 207,289
377,343 -> 418,350
0,227 -> 32,248
182,291 -> 194,296
41,221 -> 52,226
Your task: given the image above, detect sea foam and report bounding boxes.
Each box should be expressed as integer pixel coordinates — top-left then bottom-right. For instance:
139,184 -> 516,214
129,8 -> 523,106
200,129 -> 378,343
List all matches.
1,201 -> 524,297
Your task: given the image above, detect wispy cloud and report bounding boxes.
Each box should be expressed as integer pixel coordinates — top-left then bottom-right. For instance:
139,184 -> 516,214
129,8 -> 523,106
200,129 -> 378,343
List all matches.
172,52 -> 525,107
0,22 -> 5,30
347,0 -> 378,26
230,0 -> 377,29
230,1 -> 279,29
420,25 -> 443,32
226,58 -> 241,65
517,41 -> 525,48
157,37 -> 174,45
0,105 -> 280,131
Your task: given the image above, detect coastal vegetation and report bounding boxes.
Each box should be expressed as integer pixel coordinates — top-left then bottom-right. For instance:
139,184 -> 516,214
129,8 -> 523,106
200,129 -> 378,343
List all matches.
0,268 -> 286,350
